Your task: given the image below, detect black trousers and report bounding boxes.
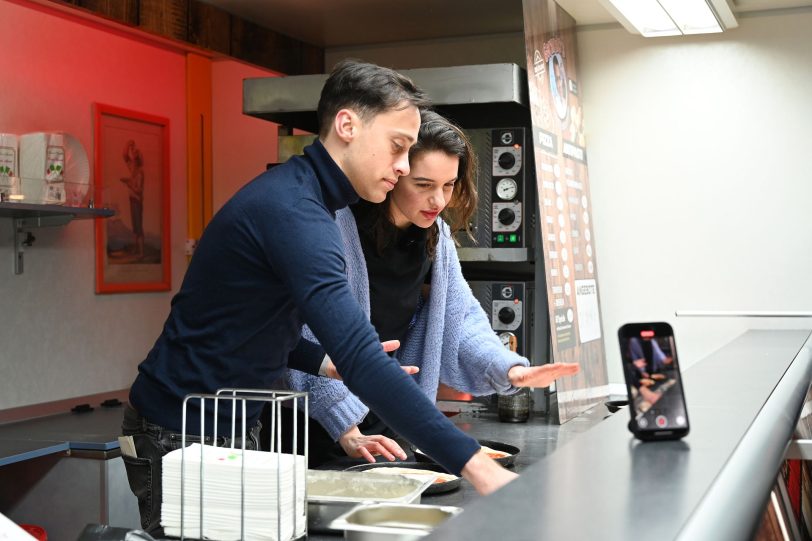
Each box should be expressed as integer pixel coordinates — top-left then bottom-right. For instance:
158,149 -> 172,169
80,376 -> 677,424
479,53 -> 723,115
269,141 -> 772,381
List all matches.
120,404 -> 261,536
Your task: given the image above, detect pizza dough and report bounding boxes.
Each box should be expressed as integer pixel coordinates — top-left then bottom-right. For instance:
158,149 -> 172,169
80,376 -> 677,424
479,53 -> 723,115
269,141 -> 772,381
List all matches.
416,445 -> 512,460
480,444 -> 510,459
366,467 -> 458,483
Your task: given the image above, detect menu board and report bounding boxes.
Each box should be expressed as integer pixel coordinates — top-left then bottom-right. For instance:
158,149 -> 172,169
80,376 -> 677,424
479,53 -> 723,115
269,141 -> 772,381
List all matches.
522,0 -> 608,422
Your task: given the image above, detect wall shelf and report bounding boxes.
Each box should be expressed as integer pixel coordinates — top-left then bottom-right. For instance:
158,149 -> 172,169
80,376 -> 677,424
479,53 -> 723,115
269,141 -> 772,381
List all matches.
0,201 -> 113,222
0,202 -> 114,274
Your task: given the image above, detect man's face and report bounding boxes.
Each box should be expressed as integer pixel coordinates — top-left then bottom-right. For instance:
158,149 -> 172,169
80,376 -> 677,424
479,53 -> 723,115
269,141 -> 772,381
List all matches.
342,104 -> 421,203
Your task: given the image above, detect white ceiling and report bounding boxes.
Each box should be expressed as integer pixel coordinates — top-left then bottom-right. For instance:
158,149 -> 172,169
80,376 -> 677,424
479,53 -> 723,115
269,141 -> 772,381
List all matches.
200,0 -> 812,47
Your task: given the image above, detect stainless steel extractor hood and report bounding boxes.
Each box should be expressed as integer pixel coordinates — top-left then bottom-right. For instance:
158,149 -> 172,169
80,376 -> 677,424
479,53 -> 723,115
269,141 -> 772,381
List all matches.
243,63 -> 529,133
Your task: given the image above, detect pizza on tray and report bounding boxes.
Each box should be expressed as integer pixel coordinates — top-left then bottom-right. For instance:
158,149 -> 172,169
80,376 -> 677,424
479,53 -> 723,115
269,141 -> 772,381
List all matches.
366,467 -> 458,484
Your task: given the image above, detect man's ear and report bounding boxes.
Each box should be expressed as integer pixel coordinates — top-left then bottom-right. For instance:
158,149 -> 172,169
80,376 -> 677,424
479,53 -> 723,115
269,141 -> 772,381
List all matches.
334,109 -> 358,143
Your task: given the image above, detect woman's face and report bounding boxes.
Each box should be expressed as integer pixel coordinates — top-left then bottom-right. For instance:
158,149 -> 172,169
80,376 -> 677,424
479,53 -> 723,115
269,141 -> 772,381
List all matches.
389,150 -> 459,229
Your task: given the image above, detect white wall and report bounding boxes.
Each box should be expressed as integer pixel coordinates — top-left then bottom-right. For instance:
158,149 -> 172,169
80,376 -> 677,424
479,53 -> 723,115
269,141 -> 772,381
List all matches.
577,9 -> 812,381
0,1 -> 187,409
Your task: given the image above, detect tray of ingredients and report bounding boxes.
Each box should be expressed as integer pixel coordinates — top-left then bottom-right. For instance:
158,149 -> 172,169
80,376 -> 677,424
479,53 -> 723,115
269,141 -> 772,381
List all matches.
307,469 -> 433,533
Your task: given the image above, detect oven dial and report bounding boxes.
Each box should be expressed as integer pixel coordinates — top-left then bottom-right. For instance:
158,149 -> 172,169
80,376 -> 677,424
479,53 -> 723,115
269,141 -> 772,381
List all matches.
498,152 -> 516,171
493,146 -> 522,176
498,306 -> 516,324
492,299 -> 522,331
492,202 -> 521,232
498,208 -> 516,226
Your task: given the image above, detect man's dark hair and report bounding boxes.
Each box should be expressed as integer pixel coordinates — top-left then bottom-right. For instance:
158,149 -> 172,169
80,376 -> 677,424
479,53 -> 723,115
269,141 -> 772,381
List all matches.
317,59 -> 431,138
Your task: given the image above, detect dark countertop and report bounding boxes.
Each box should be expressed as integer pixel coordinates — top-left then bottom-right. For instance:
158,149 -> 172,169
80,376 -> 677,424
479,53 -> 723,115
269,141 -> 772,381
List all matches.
0,403 -> 125,465
0,439 -> 70,467
425,329 -> 812,541
13,330 -> 811,540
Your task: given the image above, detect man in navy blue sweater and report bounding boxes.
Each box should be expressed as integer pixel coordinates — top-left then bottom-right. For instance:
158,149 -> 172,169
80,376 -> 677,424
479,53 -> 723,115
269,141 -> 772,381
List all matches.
122,59 -> 516,534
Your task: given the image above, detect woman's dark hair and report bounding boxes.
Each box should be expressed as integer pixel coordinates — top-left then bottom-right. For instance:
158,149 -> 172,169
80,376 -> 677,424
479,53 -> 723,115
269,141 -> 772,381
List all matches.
317,59 -> 431,138
364,110 -> 479,258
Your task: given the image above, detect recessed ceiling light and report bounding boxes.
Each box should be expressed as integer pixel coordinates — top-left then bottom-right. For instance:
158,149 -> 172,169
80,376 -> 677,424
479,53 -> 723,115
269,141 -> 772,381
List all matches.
598,0 -> 737,37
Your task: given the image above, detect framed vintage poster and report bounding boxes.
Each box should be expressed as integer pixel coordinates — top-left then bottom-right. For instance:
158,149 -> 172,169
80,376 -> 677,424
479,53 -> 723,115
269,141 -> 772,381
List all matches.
94,104 -> 170,293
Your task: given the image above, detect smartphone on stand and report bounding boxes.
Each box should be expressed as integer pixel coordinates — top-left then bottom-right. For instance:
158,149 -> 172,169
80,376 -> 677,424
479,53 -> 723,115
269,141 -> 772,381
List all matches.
618,322 -> 689,441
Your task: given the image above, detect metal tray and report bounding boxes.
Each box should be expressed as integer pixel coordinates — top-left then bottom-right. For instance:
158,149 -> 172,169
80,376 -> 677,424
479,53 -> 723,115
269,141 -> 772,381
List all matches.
330,502 -> 463,541
307,470 -> 432,533
413,439 -> 520,468
344,461 -> 462,495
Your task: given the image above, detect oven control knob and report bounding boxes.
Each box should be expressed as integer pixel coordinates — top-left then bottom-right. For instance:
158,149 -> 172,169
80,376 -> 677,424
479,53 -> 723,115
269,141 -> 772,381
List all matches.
498,208 -> 516,225
498,306 -> 516,324
498,152 -> 516,170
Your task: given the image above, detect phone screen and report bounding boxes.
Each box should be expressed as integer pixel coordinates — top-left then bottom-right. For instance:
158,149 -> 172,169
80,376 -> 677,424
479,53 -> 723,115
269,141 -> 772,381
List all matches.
619,324 -> 688,434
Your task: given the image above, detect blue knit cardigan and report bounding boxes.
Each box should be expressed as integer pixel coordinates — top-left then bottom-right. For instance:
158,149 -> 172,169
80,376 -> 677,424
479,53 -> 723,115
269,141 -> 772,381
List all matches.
286,208 -> 530,440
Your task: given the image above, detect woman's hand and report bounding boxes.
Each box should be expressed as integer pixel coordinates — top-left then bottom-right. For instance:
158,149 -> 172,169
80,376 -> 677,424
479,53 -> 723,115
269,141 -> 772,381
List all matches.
338,426 -> 407,463
507,362 -> 580,388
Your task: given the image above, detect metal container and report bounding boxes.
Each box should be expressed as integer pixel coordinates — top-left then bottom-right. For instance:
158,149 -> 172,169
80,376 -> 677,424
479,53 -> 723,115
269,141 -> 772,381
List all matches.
330,503 -> 463,541
307,470 -> 432,533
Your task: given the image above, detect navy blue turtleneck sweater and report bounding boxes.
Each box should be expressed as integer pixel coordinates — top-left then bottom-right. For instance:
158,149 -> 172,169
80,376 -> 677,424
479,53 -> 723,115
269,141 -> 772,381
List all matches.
129,141 -> 480,475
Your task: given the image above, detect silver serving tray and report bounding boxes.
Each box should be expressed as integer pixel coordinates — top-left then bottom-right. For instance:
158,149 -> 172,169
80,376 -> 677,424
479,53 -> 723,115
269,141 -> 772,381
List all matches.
330,502 -> 463,541
307,470 -> 432,533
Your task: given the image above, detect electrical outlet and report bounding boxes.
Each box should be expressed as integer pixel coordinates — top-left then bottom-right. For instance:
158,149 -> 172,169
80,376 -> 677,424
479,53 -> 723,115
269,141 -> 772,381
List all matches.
185,238 -> 197,256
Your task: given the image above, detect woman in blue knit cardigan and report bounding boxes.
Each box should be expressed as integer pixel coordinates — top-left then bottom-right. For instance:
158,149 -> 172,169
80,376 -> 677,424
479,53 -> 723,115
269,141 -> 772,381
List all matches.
285,111 -> 579,463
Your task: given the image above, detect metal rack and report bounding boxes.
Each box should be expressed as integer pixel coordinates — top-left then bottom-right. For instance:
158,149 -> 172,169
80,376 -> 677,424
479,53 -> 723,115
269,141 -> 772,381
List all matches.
171,388 -> 308,541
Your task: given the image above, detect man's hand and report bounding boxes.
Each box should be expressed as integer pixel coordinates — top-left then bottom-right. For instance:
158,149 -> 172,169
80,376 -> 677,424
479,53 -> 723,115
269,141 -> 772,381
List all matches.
461,451 -> 518,495
338,426 -> 407,463
325,340 -> 420,380
507,362 -> 580,388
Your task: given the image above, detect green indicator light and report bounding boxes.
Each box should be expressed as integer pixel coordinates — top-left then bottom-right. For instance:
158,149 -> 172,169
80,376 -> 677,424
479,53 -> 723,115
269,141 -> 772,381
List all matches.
497,234 -> 505,242
509,234 -> 518,243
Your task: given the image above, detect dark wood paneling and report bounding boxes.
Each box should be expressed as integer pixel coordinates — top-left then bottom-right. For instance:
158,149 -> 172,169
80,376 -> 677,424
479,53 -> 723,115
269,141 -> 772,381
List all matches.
231,17 -> 323,75
188,0 -> 231,55
75,0 -> 138,25
301,41 -> 326,75
48,0 -> 323,75
139,0 -> 189,41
